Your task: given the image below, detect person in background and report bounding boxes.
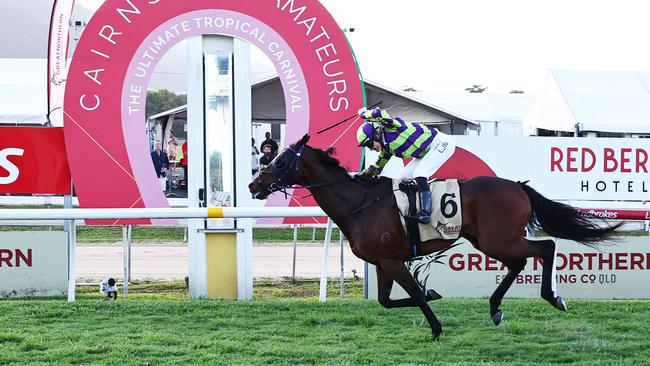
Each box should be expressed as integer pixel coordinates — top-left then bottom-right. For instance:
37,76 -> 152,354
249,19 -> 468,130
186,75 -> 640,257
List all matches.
167,131 -> 179,162
151,141 -> 170,191
179,140 -> 188,189
259,144 -> 274,170
100,277 -> 118,300
252,138 -> 260,175
259,131 -> 279,157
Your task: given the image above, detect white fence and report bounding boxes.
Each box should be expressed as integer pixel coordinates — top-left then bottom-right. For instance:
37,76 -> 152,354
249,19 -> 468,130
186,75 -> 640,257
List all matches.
0,207 -> 337,302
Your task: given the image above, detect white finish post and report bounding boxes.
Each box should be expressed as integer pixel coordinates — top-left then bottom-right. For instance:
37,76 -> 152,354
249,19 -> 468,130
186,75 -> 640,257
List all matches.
187,35 -> 207,298
233,38 -> 253,300
187,34 -> 253,300
319,218 -> 334,302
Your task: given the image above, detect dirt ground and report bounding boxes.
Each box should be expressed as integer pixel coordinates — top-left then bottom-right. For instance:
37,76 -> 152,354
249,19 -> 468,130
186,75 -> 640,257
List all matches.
76,242 -> 365,282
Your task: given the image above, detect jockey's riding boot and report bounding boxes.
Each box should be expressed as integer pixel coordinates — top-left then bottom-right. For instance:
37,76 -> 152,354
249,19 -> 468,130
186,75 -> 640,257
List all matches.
415,177 -> 431,224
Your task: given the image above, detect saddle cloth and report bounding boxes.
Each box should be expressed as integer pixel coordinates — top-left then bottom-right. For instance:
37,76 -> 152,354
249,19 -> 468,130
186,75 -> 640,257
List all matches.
393,179 -> 462,241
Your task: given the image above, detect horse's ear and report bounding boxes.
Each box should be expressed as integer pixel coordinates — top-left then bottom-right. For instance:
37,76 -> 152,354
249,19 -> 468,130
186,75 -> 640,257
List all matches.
325,147 -> 336,157
298,134 -> 310,146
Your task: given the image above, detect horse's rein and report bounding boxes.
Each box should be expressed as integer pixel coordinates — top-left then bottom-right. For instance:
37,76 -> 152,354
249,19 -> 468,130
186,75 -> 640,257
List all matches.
261,177 -> 351,200
349,182 -> 396,216
256,145 -> 391,215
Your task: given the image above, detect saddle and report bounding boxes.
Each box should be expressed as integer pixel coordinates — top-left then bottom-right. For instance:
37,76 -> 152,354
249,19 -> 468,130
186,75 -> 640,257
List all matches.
396,179 -> 462,257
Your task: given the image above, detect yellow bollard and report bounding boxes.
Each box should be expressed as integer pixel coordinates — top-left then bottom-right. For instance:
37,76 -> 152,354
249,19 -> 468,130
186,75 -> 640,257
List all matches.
205,232 -> 237,299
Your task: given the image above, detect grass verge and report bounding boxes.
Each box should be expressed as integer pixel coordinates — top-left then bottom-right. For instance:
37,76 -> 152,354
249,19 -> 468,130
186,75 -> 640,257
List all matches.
1,280 -> 649,365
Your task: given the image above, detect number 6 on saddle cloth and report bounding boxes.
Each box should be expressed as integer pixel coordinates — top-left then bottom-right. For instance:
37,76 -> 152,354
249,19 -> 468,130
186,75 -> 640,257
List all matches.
396,179 -> 462,257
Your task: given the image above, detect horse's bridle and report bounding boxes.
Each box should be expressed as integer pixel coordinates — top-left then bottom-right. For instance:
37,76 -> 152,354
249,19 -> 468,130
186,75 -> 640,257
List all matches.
256,145 -> 305,195
256,145 -> 352,198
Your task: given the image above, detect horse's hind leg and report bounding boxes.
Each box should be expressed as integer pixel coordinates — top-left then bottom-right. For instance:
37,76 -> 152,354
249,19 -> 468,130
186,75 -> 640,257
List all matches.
377,258 -> 443,339
376,265 -> 441,308
525,239 -> 568,312
489,258 -> 526,326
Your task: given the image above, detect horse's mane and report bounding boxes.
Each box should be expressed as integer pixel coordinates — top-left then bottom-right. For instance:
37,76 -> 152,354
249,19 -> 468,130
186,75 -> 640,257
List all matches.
307,145 -> 391,189
308,146 -> 348,174
353,175 -> 392,188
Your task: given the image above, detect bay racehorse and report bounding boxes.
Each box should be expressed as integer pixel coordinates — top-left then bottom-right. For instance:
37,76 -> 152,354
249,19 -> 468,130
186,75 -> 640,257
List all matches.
248,134 -> 621,339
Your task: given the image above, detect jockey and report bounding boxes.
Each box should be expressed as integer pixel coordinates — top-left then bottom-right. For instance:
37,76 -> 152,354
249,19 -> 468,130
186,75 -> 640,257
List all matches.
355,107 -> 456,224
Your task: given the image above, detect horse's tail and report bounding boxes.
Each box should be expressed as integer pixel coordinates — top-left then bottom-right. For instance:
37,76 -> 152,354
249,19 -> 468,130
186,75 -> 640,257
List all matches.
518,181 -> 622,248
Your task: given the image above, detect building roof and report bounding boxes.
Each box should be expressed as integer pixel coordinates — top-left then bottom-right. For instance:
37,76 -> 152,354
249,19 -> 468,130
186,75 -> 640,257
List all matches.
410,90 -> 532,124
148,77 -> 479,129
147,104 -> 187,121
524,69 -> 650,134
362,79 -> 477,126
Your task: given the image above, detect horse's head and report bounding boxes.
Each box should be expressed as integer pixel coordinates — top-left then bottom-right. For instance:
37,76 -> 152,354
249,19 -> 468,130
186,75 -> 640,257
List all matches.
249,134 -> 310,200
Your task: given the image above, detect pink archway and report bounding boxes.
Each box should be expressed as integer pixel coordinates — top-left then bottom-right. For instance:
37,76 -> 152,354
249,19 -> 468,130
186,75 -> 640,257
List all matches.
64,0 -> 364,224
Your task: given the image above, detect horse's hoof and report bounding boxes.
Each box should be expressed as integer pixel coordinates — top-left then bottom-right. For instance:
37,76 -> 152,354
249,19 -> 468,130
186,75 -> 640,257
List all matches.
427,289 -> 443,301
491,310 -> 504,326
432,330 -> 442,341
555,296 -> 568,312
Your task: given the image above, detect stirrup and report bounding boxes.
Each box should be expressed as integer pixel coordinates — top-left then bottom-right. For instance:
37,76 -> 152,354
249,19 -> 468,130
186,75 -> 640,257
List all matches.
416,211 -> 430,224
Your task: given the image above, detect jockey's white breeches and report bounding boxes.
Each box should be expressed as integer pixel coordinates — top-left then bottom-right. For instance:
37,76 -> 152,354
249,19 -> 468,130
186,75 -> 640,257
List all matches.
397,132 -> 456,180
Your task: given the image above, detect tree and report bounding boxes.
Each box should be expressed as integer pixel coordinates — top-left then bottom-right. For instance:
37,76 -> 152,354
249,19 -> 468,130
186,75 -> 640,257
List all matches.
146,89 -> 187,117
464,84 -> 487,93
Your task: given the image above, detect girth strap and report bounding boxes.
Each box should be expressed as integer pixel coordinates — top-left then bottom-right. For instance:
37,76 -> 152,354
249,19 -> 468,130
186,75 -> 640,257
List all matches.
398,180 -> 422,258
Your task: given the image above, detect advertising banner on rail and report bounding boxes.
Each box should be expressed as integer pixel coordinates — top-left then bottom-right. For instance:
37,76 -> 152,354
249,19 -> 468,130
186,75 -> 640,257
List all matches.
0,232 -> 68,298
367,237 -> 650,299
452,136 -> 650,201
0,127 -> 71,194
375,136 -> 649,201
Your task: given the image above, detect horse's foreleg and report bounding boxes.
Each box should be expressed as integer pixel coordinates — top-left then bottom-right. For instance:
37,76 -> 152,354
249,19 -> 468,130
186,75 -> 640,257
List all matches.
377,258 -> 443,339
376,265 -> 442,309
489,258 -> 527,325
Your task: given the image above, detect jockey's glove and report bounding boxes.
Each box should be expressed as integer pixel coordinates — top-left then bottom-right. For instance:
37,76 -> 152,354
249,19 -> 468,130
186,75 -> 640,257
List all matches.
359,166 -> 379,177
357,106 -> 368,117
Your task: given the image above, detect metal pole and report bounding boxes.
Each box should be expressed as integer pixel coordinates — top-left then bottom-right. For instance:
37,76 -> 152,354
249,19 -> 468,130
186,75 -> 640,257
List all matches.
67,219 -> 76,302
127,225 -> 132,283
311,227 -> 316,241
122,225 -> 129,296
339,228 -> 345,298
64,194 -> 75,302
364,262 -> 369,300
292,224 -> 298,280
318,218 -> 333,302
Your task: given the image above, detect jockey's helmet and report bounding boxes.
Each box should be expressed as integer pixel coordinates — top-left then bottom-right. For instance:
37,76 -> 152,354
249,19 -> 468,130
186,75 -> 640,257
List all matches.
356,122 -> 380,148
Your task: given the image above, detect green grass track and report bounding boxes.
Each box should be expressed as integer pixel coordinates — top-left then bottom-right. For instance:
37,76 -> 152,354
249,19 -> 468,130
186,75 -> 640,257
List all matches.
1,283 -> 649,365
